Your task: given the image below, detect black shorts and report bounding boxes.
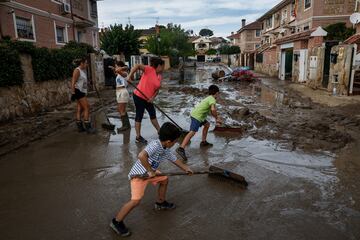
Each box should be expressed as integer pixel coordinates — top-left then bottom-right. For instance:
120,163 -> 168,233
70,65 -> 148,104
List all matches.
133,94 -> 156,122
75,88 -> 86,100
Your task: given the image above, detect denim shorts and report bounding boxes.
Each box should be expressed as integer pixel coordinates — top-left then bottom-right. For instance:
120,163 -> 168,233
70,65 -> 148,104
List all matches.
189,117 -> 208,132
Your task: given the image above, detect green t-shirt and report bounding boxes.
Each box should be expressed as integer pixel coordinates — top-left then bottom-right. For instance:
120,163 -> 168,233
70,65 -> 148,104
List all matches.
191,95 -> 216,122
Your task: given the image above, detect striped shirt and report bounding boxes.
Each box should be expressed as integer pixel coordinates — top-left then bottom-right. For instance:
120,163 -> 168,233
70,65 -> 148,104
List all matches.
128,140 -> 177,179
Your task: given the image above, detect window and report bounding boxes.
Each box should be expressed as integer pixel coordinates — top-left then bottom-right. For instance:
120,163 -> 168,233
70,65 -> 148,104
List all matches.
291,1 -> 296,18
77,30 -> 83,42
256,53 -> 263,63
15,16 -> 35,40
281,10 -> 287,24
56,26 -> 65,43
90,0 -> 98,18
305,0 -> 311,9
255,44 -> 260,49
265,17 -> 273,29
303,25 -> 310,31
255,29 -> 261,37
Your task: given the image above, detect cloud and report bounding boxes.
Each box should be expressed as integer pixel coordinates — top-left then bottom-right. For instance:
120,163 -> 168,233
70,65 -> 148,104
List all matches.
97,0 -> 281,37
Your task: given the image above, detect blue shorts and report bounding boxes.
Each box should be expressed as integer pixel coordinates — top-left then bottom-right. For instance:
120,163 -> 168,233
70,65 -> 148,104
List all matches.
190,117 -> 208,132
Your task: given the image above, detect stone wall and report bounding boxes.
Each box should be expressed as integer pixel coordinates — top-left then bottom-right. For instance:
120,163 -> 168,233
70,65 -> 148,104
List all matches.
328,44 -> 354,95
0,79 -> 70,122
306,46 -> 325,89
255,48 -> 278,77
0,53 -> 105,122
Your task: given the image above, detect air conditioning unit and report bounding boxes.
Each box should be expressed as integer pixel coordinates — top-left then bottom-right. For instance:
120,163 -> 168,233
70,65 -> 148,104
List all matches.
61,3 -> 71,15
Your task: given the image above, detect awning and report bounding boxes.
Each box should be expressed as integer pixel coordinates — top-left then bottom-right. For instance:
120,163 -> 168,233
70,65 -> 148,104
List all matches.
73,16 -> 95,28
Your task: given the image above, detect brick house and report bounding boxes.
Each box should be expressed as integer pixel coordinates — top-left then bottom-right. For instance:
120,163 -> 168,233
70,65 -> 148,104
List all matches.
0,0 -> 99,49
255,0 -> 355,83
228,20 -> 261,69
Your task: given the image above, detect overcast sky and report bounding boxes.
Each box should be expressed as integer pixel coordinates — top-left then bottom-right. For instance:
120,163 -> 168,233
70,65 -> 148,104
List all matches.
97,0 -> 281,38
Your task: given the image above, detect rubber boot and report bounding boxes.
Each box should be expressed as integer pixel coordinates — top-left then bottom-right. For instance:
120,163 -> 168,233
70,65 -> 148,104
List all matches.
84,121 -> 96,134
76,120 -> 86,132
117,114 -> 131,132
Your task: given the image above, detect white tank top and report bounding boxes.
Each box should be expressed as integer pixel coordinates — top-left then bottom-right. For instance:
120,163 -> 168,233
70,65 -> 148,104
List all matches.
75,67 -> 87,94
115,73 -> 128,88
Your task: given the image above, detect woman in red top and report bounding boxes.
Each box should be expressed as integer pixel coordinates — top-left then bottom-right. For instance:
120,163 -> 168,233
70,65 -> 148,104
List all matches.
128,57 -> 165,144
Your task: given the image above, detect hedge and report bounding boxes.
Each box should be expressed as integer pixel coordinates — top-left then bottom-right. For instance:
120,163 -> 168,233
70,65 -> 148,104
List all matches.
0,44 -> 23,87
31,47 -> 86,82
0,40 -> 95,86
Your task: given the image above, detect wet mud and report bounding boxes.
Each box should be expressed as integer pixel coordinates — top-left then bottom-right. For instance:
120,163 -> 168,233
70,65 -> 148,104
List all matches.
0,65 -> 359,239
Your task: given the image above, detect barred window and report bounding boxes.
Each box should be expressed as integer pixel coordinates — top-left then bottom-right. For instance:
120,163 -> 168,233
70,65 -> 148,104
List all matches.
256,53 -> 263,63
16,17 -> 34,40
56,26 -> 65,43
90,0 -> 98,18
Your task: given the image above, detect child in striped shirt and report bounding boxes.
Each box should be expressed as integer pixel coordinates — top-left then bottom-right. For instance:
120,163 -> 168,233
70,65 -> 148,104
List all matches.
110,122 -> 193,237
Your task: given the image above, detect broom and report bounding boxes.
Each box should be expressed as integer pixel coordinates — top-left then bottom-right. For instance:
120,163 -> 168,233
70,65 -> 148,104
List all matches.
130,165 -> 248,186
93,85 -> 116,131
127,81 -> 189,137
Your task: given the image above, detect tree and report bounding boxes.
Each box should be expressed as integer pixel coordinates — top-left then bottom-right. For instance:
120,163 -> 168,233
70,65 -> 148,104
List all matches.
324,22 -> 355,41
100,24 -> 141,59
185,29 -> 194,36
206,48 -> 217,55
199,28 -> 214,37
218,45 -> 240,55
146,23 -> 195,58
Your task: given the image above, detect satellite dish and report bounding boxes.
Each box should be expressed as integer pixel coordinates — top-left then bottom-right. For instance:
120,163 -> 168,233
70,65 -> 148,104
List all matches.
350,12 -> 360,24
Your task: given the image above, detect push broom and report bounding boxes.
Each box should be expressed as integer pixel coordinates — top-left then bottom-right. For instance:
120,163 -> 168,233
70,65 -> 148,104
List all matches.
130,165 -> 248,186
93,85 -> 116,131
127,81 -> 189,137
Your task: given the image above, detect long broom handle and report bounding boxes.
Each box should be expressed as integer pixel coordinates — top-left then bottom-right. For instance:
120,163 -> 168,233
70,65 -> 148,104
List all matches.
130,170 -> 210,179
127,80 -> 184,131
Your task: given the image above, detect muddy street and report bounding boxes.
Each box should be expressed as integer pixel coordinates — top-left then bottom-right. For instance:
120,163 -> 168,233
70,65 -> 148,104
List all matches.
1,65 -> 360,240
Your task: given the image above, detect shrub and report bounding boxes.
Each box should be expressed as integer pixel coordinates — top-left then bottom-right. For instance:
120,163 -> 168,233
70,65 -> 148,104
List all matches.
63,41 -> 95,54
0,45 -> 23,87
0,39 -> 95,85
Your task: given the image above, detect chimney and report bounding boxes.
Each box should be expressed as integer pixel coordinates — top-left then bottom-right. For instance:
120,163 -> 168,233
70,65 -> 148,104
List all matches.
242,19 -> 246,28
231,32 -> 234,35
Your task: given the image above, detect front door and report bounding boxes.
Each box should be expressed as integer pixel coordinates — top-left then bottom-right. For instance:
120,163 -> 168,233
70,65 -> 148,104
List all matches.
285,49 -> 293,80
299,49 -> 308,82
280,51 -> 286,80
323,41 -> 338,88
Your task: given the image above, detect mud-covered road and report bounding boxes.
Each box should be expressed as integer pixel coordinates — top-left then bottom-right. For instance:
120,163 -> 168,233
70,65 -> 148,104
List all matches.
1,64 -> 360,240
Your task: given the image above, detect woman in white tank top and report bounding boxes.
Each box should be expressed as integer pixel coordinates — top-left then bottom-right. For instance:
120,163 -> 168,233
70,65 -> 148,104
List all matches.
70,57 -> 95,134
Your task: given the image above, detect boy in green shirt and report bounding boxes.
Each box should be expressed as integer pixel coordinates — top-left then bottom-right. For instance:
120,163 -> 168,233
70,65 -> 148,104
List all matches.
176,85 -> 222,161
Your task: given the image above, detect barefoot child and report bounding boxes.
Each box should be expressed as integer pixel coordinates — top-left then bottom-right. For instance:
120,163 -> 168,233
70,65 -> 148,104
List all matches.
176,85 -> 222,161
110,122 -> 193,237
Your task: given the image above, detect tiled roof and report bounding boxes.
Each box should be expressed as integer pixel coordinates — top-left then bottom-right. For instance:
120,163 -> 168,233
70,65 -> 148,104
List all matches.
227,33 -> 240,39
140,28 -> 156,36
344,33 -> 360,52
274,30 -> 313,45
238,21 -> 262,33
344,33 -> 360,44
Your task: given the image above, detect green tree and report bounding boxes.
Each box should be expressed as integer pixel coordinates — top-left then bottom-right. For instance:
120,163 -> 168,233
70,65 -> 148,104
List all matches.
199,28 -> 214,37
219,45 -> 240,54
100,24 -> 141,59
146,23 -> 195,63
324,22 -> 355,41
206,48 -> 217,55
